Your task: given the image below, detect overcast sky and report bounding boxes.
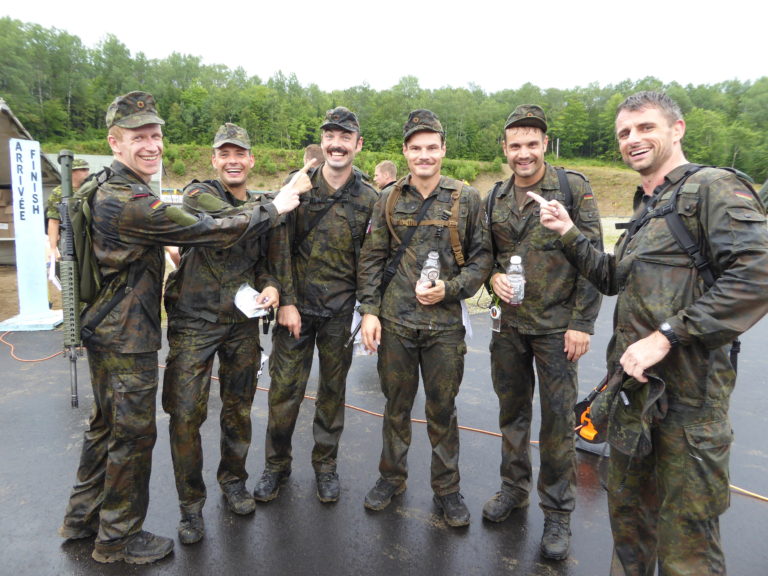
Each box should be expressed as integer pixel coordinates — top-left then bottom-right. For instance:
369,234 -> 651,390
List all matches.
4,0 -> 764,94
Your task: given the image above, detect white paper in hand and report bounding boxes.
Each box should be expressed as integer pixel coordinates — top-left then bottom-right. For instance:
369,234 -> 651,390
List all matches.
234,283 -> 269,318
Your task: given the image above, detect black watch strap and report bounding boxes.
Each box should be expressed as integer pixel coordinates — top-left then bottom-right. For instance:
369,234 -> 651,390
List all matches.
659,322 -> 679,348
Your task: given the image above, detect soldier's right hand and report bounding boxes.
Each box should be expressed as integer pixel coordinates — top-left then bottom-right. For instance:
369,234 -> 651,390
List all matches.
277,304 -> 302,339
272,159 -> 316,215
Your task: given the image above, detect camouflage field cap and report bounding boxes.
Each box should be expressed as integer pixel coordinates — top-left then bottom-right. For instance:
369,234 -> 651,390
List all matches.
72,158 -> 90,171
504,104 -> 548,133
105,91 -> 165,129
213,123 -> 251,149
403,109 -> 444,142
320,107 -> 360,133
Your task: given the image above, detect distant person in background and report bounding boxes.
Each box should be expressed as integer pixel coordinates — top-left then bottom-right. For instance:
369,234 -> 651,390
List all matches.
304,144 -> 324,167
47,158 -> 90,258
373,160 -> 397,191
162,123 -> 285,545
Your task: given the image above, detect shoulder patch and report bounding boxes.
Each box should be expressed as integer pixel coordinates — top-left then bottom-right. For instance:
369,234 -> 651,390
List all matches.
165,205 -> 199,227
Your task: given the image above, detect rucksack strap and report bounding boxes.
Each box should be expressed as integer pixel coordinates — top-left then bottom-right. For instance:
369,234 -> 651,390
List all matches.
555,168 -> 573,215
80,257 -> 149,343
381,184 -> 437,295
386,178 -> 465,268
292,168 -> 357,255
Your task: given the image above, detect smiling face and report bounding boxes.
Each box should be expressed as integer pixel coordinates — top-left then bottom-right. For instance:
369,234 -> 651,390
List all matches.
615,106 -> 686,177
212,144 -> 254,195
503,126 -> 548,187
402,131 -> 445,182
321,128 -> 362,172
108,124 -> 164,183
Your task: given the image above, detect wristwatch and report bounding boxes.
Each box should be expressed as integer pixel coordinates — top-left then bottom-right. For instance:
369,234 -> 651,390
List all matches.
659,322 -> 679,348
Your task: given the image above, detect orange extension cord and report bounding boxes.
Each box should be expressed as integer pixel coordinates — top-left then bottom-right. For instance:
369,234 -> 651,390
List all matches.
2,330 -> 766,504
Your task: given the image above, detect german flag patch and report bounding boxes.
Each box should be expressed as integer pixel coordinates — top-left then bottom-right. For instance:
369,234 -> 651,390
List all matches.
150,199 -> 163,210
734,189 -> 753,201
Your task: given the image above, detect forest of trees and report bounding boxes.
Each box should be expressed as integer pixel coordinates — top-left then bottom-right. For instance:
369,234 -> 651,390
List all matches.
2,17 -> 767,181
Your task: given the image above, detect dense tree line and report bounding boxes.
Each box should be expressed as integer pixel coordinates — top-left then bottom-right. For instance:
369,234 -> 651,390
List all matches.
2,17 -> 767,181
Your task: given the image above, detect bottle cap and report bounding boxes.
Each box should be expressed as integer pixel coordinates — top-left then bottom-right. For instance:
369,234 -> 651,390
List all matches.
510,255 -> 522,264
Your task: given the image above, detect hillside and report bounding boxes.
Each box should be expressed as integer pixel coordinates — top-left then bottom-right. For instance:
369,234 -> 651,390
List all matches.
163,157 -> 637,218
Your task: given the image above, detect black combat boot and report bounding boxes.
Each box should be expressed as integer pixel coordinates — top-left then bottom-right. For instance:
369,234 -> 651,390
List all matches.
177,512 -> 204,545
253,468 -> 291,502
222,480 -> 256,515
364,477 -> 407,511
316,471 -> 341,503
91,531 -> 174,564
433,491 -> 471,528
540,512 -> 571,560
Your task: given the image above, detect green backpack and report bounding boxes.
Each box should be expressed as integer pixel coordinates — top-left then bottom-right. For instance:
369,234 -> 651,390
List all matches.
63,169 -> 105,305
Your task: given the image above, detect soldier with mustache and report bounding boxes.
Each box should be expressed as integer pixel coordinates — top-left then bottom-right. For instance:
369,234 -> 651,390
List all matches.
254,107 -> 378,505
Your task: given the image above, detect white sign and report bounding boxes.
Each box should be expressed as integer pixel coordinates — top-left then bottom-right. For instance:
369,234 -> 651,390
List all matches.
1,138 -> 60,329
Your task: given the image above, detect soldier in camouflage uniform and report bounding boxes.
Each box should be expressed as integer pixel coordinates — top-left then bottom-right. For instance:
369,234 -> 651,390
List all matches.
358,110 -> 492,527
58,92 -> 309,565
536,91 -> 768,575
161,124 -> 285,545
253,107 -> 378,504
482,105 -> 603,560
47,158 -> 90,258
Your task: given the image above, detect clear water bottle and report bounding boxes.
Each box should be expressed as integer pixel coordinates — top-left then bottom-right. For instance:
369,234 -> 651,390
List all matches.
419,250 -> 441,288
507,255 -> 525,305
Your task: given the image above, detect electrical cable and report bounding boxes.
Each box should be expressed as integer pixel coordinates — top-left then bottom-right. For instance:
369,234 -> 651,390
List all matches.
2,331 -> 765,504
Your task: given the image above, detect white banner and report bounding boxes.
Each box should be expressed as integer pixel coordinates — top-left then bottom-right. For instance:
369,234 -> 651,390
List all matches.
9,138 -> 51,318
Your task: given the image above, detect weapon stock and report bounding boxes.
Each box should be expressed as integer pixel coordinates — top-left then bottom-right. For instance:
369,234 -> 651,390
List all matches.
57,150 -> 82,408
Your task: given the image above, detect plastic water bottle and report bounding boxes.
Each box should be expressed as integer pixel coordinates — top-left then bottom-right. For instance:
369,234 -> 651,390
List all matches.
419,251 -> 440,287
507,255 -> 525,305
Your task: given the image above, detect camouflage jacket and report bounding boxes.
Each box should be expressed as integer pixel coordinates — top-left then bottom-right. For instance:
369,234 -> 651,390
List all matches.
357,175 -> 492,331
561,164 -> 768,407
46,185 -> 62,221
83,161 -> 279,353
488,163 -> 603,335
270,167 -> 378,317
163,180 -> 278,324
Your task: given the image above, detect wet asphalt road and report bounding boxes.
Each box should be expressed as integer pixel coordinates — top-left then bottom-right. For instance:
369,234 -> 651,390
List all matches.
0,295 -> 767,575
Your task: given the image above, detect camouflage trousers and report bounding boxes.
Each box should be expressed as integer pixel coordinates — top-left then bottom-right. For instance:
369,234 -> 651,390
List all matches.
489,327 -> 577,513
61,349 -> 158,545
608,403 -> 731,575
265,312 -> 353,474
162,315 -> 262,513
377,320 -> 467,496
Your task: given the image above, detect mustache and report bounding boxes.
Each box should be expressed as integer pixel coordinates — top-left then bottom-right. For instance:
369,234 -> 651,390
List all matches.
326,147 -> 348,155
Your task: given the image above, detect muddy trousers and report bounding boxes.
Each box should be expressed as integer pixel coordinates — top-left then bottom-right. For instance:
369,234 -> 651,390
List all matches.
489,328 -> 577,513
608,404 -> 730,576
61,350 -> 158,545
377,320 -> 467,496
265,312 -> 353,474
162,316 -> 262,513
